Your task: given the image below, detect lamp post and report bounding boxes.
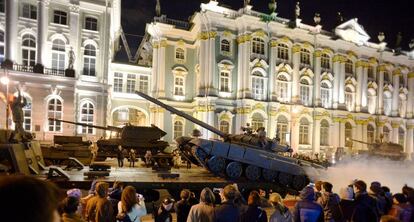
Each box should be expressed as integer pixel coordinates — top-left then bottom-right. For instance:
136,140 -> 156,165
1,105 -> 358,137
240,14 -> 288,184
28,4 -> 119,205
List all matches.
1,71 -> 9,130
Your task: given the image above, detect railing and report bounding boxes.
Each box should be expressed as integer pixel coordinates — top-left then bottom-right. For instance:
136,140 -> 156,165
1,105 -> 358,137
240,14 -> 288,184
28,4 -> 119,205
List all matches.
154,15 -> 190,30
0,62 -> 73,78
13,64 -> 33,72
44,68 -> 65,77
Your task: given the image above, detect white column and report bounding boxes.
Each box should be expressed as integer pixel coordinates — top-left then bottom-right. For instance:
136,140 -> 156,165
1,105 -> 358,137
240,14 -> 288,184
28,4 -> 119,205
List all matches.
332,57 -> 341,108
5,0 -> 19,62
157,40 -> 166,98
235,110 -> 249,135
361,65 -> 368,108
207,33 -> 217,96
236,35 -> 244,99
69,4 -> 80,71
36,0 -> 49,66
200,36 -> 209,96
151,42 -> 159,97
377,66 -> 385,114
292,46 -> 300,103
407,74 -> 414,118
313,118 -> 321,154
339,59 -> 346,105
291,117 -> 300,152
355,62 -> 363,112
392,71 -> 400,116
314,54 -> 321,106
243,36 -> 251,98
330,120 -> 340,148
269,44 -> 277,101
339,122 -> 346,148
392,123 -> 399,144
362,124 -> 368,150
406,125 -> 413,160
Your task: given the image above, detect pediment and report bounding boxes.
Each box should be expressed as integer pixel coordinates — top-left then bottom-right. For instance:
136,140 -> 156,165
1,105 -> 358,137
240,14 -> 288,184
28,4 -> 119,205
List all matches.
335,18 -> 370,45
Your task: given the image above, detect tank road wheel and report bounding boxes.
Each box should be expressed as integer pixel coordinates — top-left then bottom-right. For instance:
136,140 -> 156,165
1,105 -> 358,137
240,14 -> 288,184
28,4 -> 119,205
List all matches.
193,147 -> 208,163
292,175 -> 309,191
207,156 -> 226,174
278,172 -> 293,187
245,165 -> 261,181
226,162 -> 243,180
262,169 -> 278,182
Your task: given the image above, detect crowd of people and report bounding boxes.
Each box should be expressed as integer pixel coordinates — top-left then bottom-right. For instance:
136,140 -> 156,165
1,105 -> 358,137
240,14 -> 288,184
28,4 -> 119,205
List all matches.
0,175 -> 413,222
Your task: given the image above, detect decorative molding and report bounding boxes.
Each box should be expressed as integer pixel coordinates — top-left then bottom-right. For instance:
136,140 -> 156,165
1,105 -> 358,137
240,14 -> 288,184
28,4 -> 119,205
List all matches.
332,54 -> 342,63
408,72 -> 414,79
368,57 -> 378,65
237,34 -> 252,44
253,103 -> 265,111
314,50 -> 322,57
391,122 -> 400,128
159,40 -> 168,48
253,30 -> 266,38
150,107 -> 164,113
69,4 -> 80,13
196,105 -> 215,112
347,50 -> 357,59
393,69 -> 402,76
292,45 -> 301,53
378,64 -> 388,72
236,107 -> 251,114
199,31 -> 217,40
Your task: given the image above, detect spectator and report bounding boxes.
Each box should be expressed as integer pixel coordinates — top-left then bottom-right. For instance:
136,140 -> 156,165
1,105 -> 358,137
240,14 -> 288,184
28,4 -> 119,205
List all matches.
380,215 -> 401,222
129,149 -> 136,167
383,186 -> 393,214
67,188 -> 84,216
62,196 -> 86,222
154,197 -> 174,222
0,175 -> 62,222
259,189 -> 272,208
315,181 -> 323,200
240,190 -> 267,222
269,192 -> 293,222
117,186 -> 147,222
317,182 -> 343,222
351,180 -> 379,222
175,189 -> 193,222
214,184 -> 240,222
116,145 -> 124,167
187,187 -> 215,222
339,187 -> 355,222
388,193 -> 412,222
370,181 -> 388,216
85,182 -> 114,222
292,185 -> 324,222
109,181 -> 125,202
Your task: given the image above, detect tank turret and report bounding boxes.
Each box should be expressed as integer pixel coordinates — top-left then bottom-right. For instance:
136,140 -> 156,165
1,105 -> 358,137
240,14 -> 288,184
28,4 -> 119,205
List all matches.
136,91 -> 325,193
347,138 -> 407,160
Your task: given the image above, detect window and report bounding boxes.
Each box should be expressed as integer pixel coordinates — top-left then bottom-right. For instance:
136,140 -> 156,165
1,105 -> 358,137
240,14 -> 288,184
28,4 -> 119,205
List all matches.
383,127 -> 390,142
116,108 -> 128,122
220,39 -> 230,53
0,0 -> 4,13
219,71 -> 230,92
138,75 -> 149,93
276,116 -> 288,145
345,59 -> 353,76
52,39 -> 66,70
399,75 -> 405,86
368,66 -> 374,80
300,79 -> 310,106
48,98 -> 62,132
175,48 -> 185,60
300,48 -> 310,65
22,4 -> 37,19
113,72 -> 123,92
23,97 -> 32,131
22,34 -> 36,67
252,75 -> 264,100
321,82 -> 330,108
345,122 -> 353,147
79,102 -> 94,134
0,31 -> 4,63
252,37 -> 265,55
383,71 -> 390,83
321,53 -> 330,69
367,124 -> 375,144
320,120 -> 329,146
53,10 -> 67,25
398,127 -> 405,146
219,120 -> 230,134
173,120 -> 184,139
251,113 -> 264,132
277,75 -> 289,102
277,43 -> 289,60
126,74 -> 136,93
85,17 -> 98,31
174,77 -> 184,96
345,86 -> 354,111
299,118 -> 309,144
83,44 -> 96,76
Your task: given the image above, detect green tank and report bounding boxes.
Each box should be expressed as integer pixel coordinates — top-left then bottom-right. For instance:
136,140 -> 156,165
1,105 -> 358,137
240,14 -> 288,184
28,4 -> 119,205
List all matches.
347,138 -> 407,160
41,135 -> 93,165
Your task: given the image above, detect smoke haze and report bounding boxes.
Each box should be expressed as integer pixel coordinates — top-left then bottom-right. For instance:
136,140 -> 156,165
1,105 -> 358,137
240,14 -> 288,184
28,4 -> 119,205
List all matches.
306,157 -> 414,193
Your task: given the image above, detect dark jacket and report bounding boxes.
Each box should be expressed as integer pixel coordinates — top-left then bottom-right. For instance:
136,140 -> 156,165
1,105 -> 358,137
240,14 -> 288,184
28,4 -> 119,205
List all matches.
214,201 -> 240,222
317,192 -> 343,222
154,205 -> 173,222
85,196 -> 114,222
116,148 -> 124,159
339,199 -> 355,222
293,199 -> 324,222
351,192 -> 379,222
240,205 -> 267,222
175,199 -> 192,222
369,193 -> 387,216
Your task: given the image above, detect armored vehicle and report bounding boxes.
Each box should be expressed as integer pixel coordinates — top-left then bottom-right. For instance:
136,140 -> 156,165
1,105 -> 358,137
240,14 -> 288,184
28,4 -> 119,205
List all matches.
347,138 -> 407,160
41,135 -> 93,165
136,91 -> 325,192
48,119 -> 172,167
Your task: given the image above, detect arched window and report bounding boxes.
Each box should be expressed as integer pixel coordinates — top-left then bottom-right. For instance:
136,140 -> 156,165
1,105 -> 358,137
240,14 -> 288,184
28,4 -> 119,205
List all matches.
252,37 -> 265,55
22,34 -> 36,67
251,113 -> 264,132
175,48 -> 185,60
300,79 -> 310,106
345,122 -> 353,148
0,30 -> 5,63
52,39 -> 66,70
320,120 -> 329,146
277,43 -> 289,60
398,127 -> 405,146
48,98 -> 63,132
277,75 -> 289,102
320,82 -> 331,108
173,120 -> 184,139
276,115 -> 288,145
345,59 -> 354,76
367,65 -> 375,80
300,48 -> 310,65
83,44 -> 96,76
321,53 -> 330,69
219,120 -> 230,134
383,93 -> 392,116
345,86 -> 354,111
79,102 -> 94,134
85,17 -> 98,31
23,97 -> 32,131
252,71 -> 265,100
383,126 -> 390,142
220,39 -> 230,53
299,118 -> 309,144
367,124 -> 375,143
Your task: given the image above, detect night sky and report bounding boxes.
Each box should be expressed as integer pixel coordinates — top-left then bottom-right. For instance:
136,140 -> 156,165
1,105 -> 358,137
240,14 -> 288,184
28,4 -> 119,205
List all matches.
122,0 -> 414,50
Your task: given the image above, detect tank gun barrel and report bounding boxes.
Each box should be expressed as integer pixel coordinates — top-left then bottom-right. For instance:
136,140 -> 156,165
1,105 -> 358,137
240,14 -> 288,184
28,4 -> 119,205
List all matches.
135,91 -> 226,138
48,118 -> 122,132
347,137 -> 371,145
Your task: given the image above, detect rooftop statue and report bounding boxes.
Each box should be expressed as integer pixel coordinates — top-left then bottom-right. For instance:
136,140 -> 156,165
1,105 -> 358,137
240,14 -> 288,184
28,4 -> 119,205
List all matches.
10,91 -> 32,142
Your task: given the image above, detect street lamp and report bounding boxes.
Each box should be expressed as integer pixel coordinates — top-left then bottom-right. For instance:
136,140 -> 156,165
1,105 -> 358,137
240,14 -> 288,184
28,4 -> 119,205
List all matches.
0,74 -> 9,130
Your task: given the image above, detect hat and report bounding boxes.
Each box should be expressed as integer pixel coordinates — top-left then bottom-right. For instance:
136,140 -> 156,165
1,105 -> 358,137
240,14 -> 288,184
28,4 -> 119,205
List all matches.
67,188 -> 82,199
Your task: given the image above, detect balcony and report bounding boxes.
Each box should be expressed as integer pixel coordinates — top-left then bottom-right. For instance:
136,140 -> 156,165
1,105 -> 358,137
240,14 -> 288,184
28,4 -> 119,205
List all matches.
0,63 -> 74,78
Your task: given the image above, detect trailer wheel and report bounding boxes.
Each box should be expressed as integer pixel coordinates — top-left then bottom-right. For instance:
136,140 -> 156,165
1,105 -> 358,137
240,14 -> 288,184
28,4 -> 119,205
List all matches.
278,172 -> 292,187
245,165 -> 261,181
207,156 -> 226,174
226,162 -> 242,180
262,169 -> 278,182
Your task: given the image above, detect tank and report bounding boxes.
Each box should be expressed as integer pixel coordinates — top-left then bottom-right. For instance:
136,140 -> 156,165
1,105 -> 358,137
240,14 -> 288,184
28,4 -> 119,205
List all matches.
136,91 -> 325,192
347,138 -> 407,160
48,118 -> 172,167
41,135 -> 93,165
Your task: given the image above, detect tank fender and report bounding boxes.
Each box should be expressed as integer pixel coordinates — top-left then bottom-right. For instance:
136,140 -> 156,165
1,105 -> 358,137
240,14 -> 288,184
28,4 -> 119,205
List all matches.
209,141 -> 231,157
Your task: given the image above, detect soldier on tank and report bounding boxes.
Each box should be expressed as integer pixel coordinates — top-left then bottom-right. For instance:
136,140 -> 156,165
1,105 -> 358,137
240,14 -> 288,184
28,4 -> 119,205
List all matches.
144,150 -> 152,167
10,91 -> 31,142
